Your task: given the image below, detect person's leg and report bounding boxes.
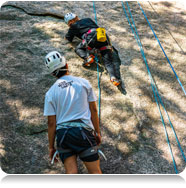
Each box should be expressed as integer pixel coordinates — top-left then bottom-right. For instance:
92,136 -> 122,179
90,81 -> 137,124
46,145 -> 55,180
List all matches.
83,159 -> 102,174
101,50 -> 121,86
77,128 -> 102,174
101,50 -> 116,79
64,155 -> 78,174
112,47 -> 122,80
75,41 -> 89,59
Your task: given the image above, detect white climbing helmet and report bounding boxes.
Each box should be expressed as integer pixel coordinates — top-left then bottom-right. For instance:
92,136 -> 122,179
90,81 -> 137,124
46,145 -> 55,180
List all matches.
64,12 -> 76,24
45,51 -> 66,74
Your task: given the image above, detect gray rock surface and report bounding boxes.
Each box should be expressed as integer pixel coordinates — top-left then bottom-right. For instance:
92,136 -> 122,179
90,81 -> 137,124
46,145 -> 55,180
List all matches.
0,1 -> 186,174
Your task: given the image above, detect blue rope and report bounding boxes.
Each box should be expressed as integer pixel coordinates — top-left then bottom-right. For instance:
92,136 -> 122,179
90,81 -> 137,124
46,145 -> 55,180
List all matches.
93,1 -> 98,24
93,1 -> 101,118
137,1 -> 186,96
122,1 -> 179,173
152,84 -> 178,174
127,1 -> 186,164
126,1 -> 186,165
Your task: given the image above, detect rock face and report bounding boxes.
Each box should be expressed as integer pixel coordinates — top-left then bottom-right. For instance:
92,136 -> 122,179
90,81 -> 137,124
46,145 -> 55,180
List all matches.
0,1 -> 186,174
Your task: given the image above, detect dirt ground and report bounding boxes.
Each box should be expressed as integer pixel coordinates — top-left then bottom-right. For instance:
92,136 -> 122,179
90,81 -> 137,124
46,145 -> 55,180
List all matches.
0,1 -> 186,174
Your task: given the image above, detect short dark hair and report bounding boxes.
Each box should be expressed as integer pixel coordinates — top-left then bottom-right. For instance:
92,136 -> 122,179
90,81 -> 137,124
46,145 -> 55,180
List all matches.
52,65 -> 67,78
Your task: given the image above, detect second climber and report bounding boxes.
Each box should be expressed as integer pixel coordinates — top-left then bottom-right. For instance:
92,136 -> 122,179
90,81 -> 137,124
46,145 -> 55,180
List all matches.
64,12 -> 123,88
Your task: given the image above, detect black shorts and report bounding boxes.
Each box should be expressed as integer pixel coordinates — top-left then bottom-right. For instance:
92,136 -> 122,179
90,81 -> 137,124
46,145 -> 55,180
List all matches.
56,127 -> 99,164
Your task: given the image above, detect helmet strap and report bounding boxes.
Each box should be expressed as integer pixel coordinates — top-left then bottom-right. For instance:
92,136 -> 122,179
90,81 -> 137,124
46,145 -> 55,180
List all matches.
52,66 -> 68,77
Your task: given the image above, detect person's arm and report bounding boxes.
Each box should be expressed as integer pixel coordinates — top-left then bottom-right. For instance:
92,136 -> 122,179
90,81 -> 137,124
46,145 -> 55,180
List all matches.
89,101 -> 101,145
65,27 -> 75,42
48,115 -> 57,161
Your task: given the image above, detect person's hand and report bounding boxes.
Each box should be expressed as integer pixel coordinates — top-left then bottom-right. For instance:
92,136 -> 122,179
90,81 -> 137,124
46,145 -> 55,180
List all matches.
94,132 -> 101,146
49,148 -> 58,163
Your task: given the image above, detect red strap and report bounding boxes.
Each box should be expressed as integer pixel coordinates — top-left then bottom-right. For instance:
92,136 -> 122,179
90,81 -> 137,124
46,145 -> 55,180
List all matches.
99,46 -> 107,51
87,46 -> 93,50
87,46 -> 111,51
100,46 -> 112,51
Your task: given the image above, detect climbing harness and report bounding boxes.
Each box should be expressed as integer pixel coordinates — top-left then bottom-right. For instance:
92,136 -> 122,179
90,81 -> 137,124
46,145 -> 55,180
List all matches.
51,148 -> 107,165
51,126 -> 107,164
82,27 -> 113,63
87,45 -> 112,52
122,1 -> 186,173
81,27 -> 112,69
137,2 -> 186,96
82,28 -> 96,39
82,27 -> 107,43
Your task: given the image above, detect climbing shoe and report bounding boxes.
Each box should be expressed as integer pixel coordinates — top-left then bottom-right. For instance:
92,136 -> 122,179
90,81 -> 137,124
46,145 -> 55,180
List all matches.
110,77 -> 121,86
117,83 -> 127,95
82,55 -> 95,66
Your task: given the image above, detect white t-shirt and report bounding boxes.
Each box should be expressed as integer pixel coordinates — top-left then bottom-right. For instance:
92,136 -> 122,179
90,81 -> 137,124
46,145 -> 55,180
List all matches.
44,75 -> 97,130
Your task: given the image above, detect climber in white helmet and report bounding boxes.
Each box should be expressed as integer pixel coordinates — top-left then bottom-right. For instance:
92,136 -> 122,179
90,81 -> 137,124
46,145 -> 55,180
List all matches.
44,51 -> 102,174
64,12 -> 125,89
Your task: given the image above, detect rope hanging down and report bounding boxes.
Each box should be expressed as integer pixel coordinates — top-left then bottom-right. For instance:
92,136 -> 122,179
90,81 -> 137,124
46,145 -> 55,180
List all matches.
122,1 -> 177,173
137,2 -> 186,96
92,1 -> 101,120
92,2 -> 108,161
122,1 -> 186,173
126,1 -> 186,165
132,1 -> 186,165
